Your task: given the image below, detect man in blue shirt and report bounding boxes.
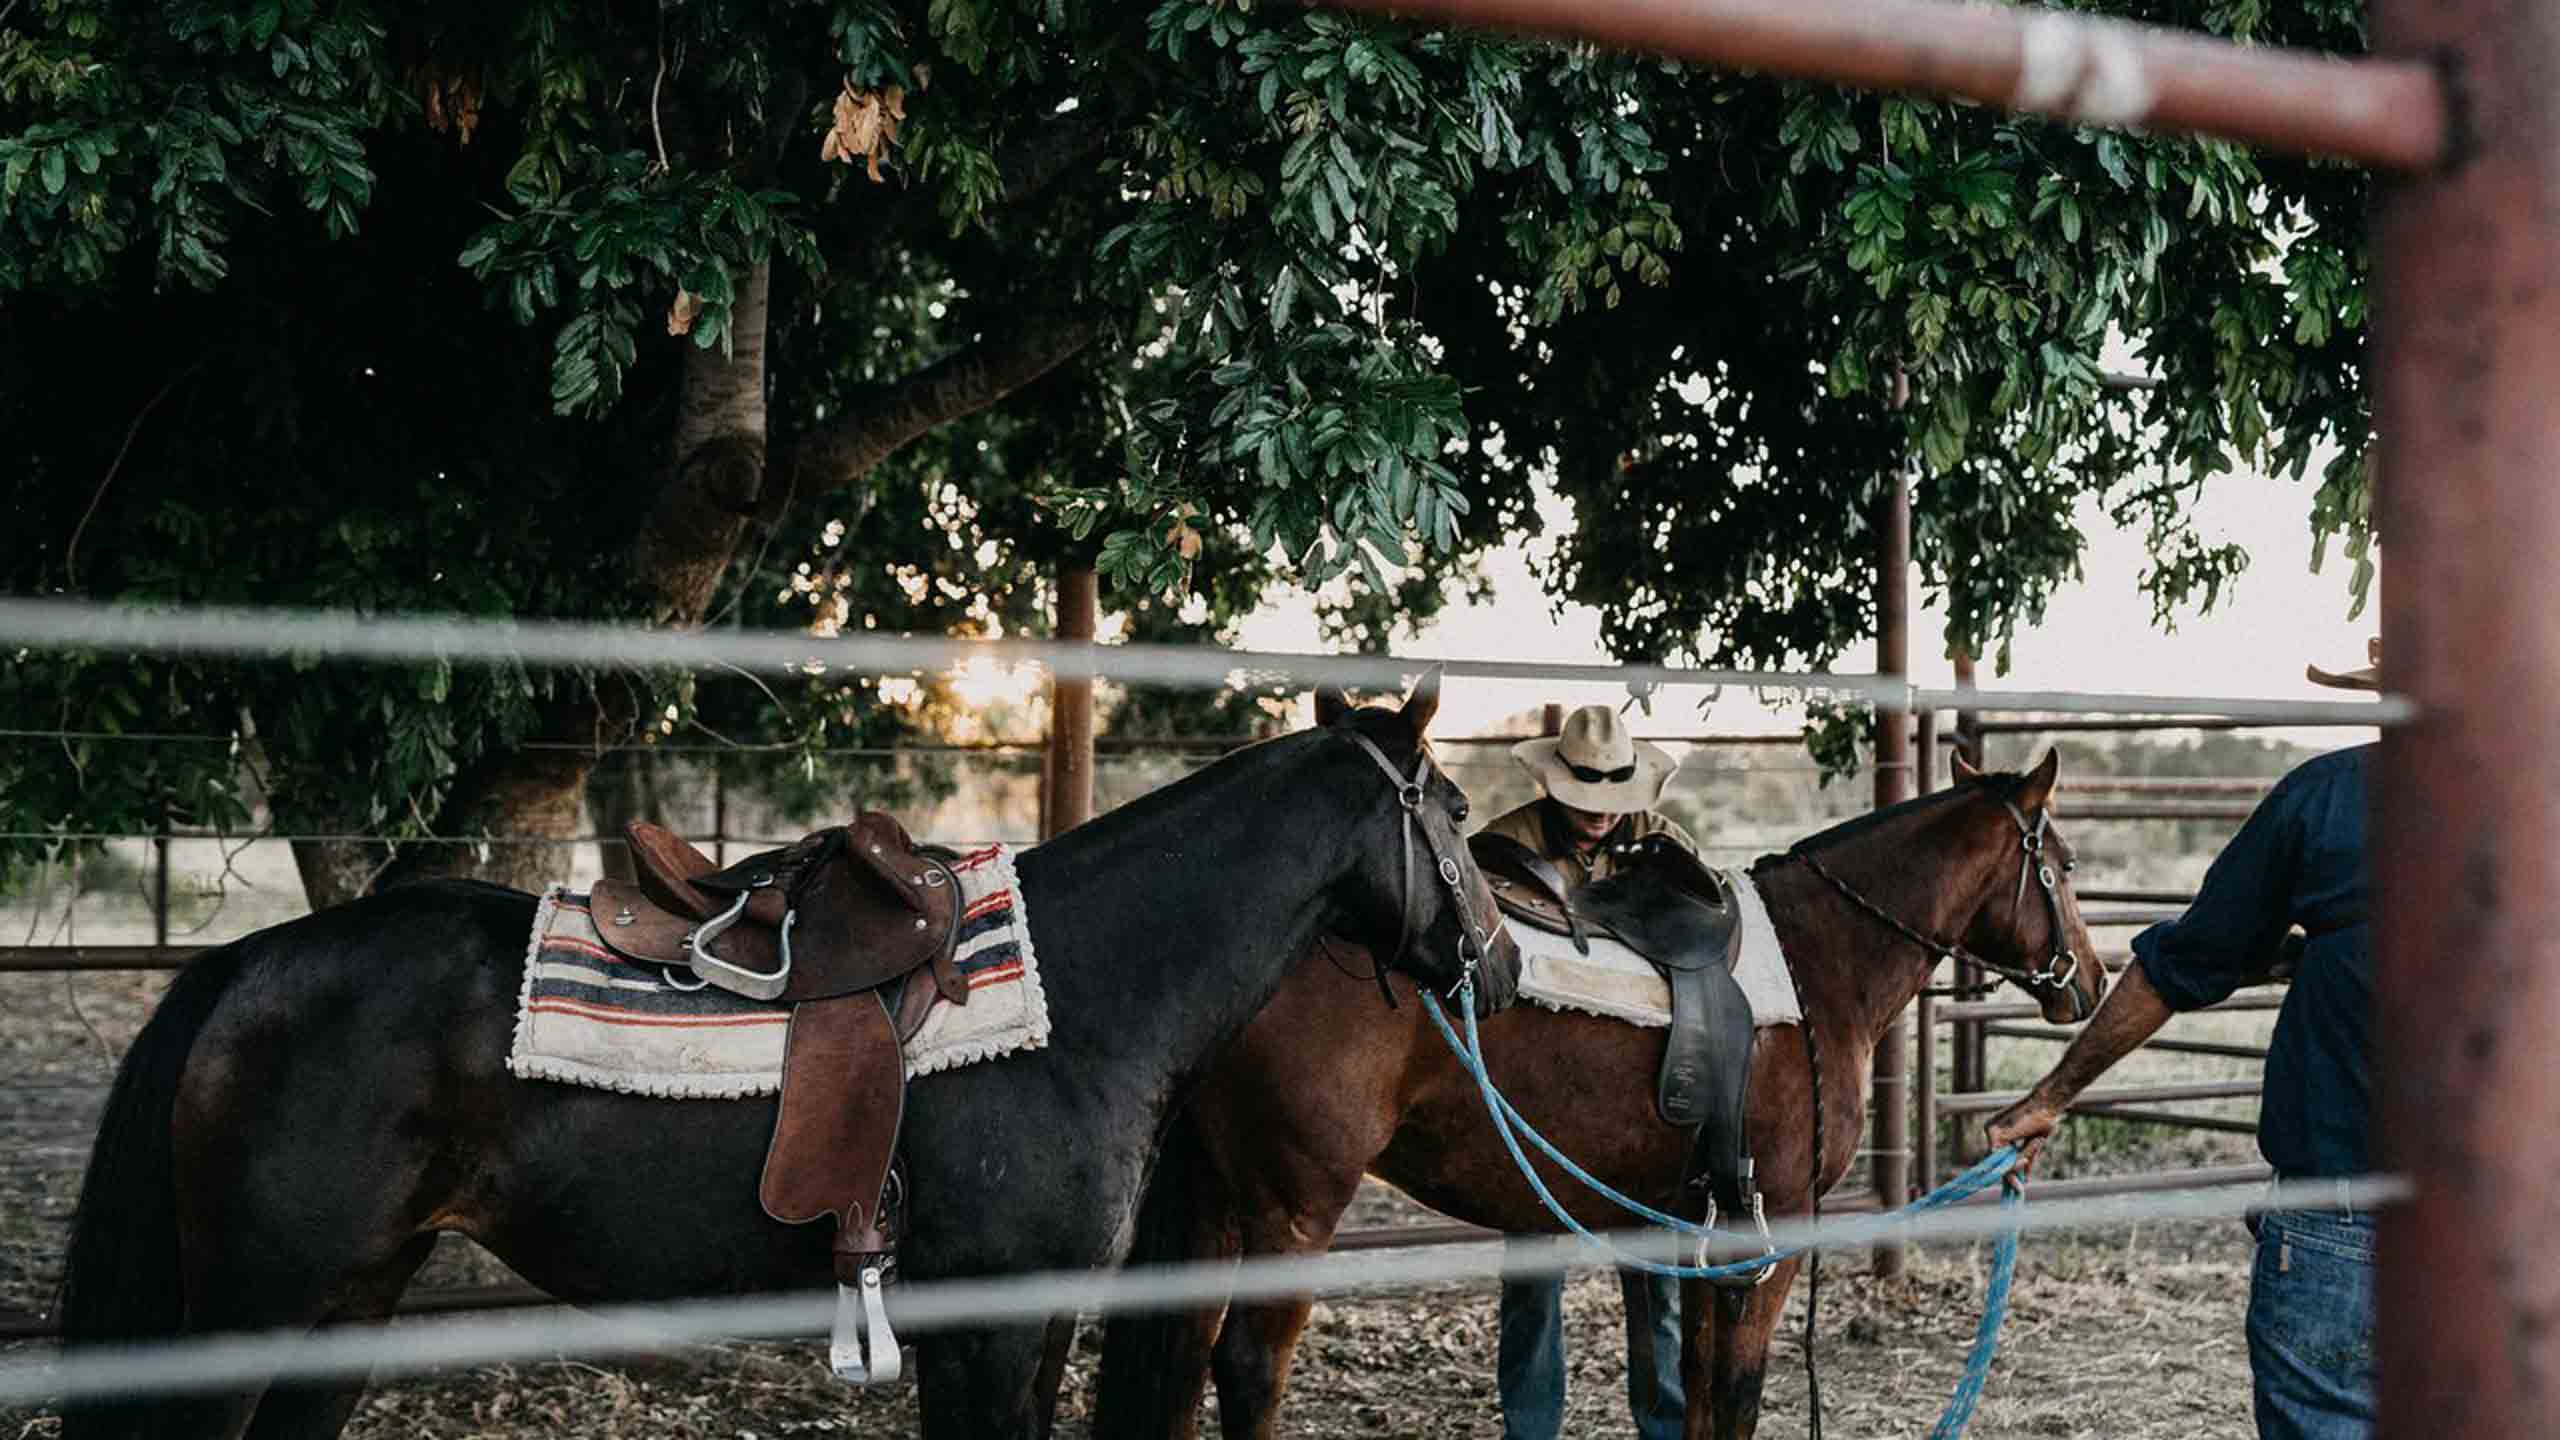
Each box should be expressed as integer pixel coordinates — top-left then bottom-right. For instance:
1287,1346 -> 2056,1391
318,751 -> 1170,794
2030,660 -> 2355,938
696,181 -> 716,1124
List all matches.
1988,640 -> 2378,1440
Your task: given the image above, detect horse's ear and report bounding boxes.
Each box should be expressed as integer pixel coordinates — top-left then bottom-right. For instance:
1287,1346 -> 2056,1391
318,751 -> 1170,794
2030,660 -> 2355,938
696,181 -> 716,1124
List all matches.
1950,748 -> 1983,782
1313,683 -> 1353,729
1401,665 -> 1443,739
2017,747 -> 2060,810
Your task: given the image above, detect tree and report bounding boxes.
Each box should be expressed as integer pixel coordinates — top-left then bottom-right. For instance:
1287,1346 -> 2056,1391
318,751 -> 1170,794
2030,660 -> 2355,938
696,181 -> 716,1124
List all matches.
2,0 -> 2383,898
0,0 -> 1670,898
1416,0 -> 2376,711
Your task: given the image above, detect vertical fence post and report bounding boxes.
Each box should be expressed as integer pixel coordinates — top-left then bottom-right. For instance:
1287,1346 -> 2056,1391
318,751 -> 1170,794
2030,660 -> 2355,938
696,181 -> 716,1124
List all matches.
1949,648 -> 1987,1109
2369,0 -> 2560,1430
1913,708 -> 1938,1194
1044,566 -> 1099,841
153,804 -> 171,949
1870,408 -> 1913,1279
711,761 -> 728,868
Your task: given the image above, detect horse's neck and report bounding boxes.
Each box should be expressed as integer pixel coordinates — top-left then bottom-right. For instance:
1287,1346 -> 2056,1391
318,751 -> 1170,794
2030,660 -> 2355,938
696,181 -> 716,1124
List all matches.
1759,823 -> 1999,1052
1011,744 -> 1354,1080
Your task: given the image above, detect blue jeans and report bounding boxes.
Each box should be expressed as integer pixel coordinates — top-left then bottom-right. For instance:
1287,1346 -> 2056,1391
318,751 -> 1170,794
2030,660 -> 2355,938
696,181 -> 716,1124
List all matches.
1498,1249 -> 1685,1440
2247,1206 -> 2376,1440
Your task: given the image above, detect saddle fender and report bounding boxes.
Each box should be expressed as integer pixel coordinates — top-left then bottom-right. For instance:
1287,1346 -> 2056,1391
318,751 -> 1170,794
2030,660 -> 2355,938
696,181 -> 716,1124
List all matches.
1472,832 -> 1763,1265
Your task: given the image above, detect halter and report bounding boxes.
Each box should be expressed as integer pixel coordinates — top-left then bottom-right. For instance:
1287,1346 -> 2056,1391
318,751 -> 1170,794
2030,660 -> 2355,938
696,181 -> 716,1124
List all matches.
1780,796 -> 2085,1005
1334,724 -> 1500,1001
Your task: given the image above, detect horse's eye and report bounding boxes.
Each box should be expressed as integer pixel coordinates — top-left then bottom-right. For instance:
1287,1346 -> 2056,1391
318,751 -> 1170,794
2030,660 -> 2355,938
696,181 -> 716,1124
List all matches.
1454,800 -> 1471,825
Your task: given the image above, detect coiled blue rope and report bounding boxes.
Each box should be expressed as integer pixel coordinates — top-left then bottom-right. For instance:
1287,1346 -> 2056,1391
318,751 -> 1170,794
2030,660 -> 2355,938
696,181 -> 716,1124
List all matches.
1422,982 -> 2023,1435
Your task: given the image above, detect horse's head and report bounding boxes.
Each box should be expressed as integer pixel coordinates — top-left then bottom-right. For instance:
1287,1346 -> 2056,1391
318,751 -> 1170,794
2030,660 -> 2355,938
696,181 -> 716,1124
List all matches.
1945,748 -> 2108,1024
1310,668 -> 1519,1001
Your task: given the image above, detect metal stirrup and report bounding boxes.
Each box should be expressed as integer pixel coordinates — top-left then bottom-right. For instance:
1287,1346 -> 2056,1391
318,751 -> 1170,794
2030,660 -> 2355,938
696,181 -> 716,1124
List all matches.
829,1267 -> 901,1383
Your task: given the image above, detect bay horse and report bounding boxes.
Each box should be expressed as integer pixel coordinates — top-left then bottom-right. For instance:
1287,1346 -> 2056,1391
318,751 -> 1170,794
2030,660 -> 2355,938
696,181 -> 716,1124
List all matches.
1093,749 -> 2107,1440
53,679 -> 1514,1440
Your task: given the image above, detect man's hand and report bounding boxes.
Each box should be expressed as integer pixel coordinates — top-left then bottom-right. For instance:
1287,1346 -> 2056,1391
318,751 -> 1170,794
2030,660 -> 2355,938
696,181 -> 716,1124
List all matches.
1985,1094 -> 2067,1178
1979,959 -> 2180,1180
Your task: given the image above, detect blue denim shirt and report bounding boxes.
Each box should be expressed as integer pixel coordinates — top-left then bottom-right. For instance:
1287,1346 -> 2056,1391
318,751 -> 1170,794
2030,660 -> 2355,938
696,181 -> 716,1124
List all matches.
2132,745 -> 2372,1179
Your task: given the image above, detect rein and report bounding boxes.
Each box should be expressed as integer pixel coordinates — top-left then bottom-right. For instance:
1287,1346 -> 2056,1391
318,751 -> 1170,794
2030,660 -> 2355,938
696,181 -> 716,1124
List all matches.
1775,798 -> 2083,1006
1418,981 -> 2026,1436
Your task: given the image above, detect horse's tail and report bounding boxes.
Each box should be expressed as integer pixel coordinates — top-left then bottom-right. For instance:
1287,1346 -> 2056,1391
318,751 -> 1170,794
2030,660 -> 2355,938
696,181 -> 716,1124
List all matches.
1092,1112 -> 1230,1439
57,941 -> 252,1440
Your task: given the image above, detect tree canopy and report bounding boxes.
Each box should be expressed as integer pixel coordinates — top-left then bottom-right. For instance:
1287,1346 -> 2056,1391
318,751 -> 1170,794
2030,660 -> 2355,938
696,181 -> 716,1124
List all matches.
2,0 -> 2377,899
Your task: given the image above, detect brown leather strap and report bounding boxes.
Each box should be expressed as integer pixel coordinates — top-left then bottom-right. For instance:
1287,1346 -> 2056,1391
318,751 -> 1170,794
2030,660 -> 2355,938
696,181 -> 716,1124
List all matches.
760,993 -> 906,1236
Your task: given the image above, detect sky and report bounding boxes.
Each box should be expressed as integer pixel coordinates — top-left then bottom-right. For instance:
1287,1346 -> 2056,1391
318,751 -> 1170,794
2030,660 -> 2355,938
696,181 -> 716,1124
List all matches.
1231,461 -> 2383,741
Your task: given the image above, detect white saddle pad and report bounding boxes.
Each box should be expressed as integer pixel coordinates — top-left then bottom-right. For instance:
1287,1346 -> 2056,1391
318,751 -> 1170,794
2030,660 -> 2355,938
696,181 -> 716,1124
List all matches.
1512,867 -> 1801,1030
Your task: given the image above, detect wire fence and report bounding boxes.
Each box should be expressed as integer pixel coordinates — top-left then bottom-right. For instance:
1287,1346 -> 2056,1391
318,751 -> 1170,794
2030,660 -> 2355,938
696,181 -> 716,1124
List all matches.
0,1170 -> 2407,1405
0,596 -> 2410,724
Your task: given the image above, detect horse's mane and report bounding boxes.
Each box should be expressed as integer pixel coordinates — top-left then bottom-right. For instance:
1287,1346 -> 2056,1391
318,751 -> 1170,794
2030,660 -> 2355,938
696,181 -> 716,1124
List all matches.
1755,771 -> 2030,865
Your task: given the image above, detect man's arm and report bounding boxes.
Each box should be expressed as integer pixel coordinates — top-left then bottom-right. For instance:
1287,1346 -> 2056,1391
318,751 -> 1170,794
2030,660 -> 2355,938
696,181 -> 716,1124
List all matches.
1984,958 -> 2177,1171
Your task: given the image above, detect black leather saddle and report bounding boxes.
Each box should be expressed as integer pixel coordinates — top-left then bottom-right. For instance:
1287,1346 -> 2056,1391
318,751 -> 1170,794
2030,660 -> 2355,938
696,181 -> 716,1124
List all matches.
1473,831 -> 1761,1262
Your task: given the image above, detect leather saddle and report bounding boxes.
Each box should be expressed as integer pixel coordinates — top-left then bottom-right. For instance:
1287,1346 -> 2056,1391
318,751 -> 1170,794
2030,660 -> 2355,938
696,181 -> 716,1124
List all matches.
585,817 -> 966,1383
1473,831 -> 1763,1278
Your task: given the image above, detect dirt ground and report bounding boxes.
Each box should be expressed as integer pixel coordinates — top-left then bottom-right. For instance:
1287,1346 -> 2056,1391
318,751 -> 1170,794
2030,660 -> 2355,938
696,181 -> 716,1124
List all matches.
0,959 -> 2262,1440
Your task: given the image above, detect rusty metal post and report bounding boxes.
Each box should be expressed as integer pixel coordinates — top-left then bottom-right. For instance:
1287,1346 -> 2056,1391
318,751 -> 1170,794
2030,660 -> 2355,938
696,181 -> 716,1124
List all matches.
711,762 -> 728,868
1540,702 -> 1565,737
1323,0 -> 2447,170
2369,0 -> 2559,1431
1044,566 -> 1099,839
1914,708 -> 1939,1193
1950,646 -> 1988,1102
1870,440 -> 1912,1278
152,805 -> 171,949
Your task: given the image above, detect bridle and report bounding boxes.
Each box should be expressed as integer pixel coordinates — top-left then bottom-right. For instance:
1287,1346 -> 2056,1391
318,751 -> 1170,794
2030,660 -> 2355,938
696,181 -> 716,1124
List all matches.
1778,795 -> 2088,1011
1334,724 -> 1502,1004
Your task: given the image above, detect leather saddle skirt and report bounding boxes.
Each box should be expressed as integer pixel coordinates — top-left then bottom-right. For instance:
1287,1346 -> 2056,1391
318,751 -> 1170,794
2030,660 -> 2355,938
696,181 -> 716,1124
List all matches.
1471,831 -> 1762,1234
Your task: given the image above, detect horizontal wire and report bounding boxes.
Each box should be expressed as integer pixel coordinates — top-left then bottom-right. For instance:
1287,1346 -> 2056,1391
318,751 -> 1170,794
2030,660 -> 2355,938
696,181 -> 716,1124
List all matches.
0,598 -> 2410,725
0,1170 -> 2408,1406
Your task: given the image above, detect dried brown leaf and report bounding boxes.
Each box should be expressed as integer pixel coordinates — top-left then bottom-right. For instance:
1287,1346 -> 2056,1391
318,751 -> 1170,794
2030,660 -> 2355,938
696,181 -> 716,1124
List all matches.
820,81 -> 906,182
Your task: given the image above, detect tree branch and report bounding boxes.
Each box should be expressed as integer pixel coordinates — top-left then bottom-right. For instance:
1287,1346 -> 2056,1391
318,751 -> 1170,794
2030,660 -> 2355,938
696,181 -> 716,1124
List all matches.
781,311 -> 1099,502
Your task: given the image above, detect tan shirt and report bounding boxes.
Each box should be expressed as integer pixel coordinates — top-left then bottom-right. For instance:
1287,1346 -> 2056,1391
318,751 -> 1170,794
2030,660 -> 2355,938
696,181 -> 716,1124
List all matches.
1476,798 -> 1697,889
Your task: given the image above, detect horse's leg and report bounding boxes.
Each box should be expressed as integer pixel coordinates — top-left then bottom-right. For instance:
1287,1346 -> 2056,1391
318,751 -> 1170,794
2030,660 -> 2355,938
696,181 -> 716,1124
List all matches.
1210,1293 -> 1321,1440
147,977 -> 460,1440
917,1324 -> 1058,1440
1681,1259 -> 1803,1440
237,1236 -> 438,1440
1207,1199 -> 1353,1440
1031,1315 -> 1077,1440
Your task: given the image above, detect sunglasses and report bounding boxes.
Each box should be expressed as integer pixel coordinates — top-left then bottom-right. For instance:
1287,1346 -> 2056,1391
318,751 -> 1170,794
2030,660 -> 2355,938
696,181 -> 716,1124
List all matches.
1563,760 -> 1639,785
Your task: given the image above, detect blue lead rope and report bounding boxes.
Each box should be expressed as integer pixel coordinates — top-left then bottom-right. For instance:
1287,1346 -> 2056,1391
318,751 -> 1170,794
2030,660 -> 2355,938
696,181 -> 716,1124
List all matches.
1421,982 -> 2024,1437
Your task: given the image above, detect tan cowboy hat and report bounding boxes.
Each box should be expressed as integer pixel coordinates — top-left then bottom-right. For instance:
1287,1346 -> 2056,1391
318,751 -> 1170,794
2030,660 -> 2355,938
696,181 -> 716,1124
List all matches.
1511,705 -> 1679,812
2307,636 -> 2381,692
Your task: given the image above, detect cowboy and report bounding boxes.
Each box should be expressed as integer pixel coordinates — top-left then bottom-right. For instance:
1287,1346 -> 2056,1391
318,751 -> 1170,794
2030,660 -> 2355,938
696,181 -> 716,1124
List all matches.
1988,639 -> 2380,1440
1479,703 -> 1696,1440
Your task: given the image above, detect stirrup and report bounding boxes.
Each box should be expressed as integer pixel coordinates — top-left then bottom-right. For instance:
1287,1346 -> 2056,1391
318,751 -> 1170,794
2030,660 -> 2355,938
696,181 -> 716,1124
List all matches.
687,894 -> 795,1000
1697,1184 -> 1779,1288
829,1265 -> 902,1384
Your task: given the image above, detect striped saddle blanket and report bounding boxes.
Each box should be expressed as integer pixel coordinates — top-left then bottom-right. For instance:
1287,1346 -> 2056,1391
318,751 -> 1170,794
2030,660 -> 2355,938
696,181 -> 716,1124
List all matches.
1513,865 -> 1803,1030
507,843 -> 1051,1099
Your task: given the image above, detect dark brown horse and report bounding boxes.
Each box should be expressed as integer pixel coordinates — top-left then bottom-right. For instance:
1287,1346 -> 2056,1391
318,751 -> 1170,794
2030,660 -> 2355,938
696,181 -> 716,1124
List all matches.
54,681 -> 1514,1440
1094,749 -> 2105,1440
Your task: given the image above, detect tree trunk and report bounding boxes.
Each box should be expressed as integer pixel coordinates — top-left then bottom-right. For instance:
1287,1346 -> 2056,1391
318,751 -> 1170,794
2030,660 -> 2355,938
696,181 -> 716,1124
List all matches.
286,838 -> 387,911
378,267 -> 774,892
585,748 -> 677,882
372,267 -> 1092,893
